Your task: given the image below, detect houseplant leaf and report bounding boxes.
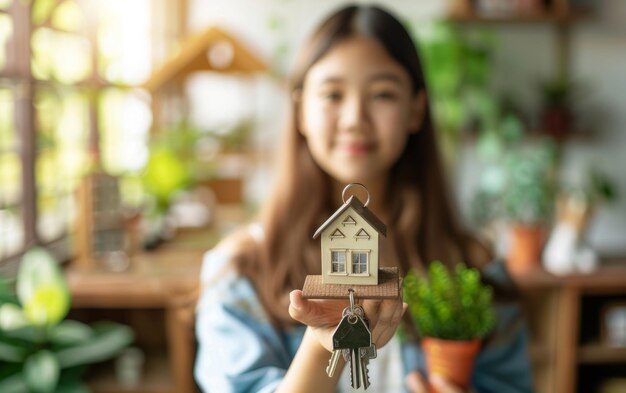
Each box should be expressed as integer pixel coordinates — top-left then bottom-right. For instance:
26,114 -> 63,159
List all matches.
49,320 -> 93,347
1,324 -> 43,344
55,322 -> 134,368
404,261 -> 496,340
0,324 -> 40,362
0,303 -> 28,330
0,277 -> 17,304
0,338 -> 29,362
16,247 -> 70,327
24,349 -> 60,393
55,379 -> 90,393
0,370 -> 29,393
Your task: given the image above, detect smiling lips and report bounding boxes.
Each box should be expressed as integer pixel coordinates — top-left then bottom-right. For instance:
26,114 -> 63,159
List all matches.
339,142 -> 374,155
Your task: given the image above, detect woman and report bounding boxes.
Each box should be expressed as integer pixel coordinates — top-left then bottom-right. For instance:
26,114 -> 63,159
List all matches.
195,4 -> 534,392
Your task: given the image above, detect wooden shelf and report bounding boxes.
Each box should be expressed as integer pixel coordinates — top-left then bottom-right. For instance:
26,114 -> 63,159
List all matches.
511,262 -> 626,293
514,260 -> 626,392
448,9 -> 592,24
579,344 -> 626,364
447,0 -> 594,25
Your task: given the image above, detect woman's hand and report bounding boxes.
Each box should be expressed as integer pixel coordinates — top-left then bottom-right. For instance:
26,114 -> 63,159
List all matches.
288,289 -> 407,352
405,371 -> 469,393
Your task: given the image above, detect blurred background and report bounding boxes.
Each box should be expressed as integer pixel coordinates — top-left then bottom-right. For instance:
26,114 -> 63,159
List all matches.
0,0 -> 625,392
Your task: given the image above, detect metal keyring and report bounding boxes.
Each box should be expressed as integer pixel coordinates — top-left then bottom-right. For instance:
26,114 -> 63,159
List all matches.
347,289 -> 358,324
342,183 -> 370,207
342,305 -> 364,318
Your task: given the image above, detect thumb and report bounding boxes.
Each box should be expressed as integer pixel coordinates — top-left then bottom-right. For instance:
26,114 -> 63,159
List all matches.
430,374 -> 464,393
288,290 -> 307,320
405,371 -> 428,393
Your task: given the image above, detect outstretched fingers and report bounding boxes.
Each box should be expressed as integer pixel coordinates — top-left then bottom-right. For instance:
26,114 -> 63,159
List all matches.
362,297 -> 407,347
375,300 -> 407,344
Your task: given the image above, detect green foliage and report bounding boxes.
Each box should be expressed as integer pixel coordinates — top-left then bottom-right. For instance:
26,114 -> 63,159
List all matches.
0,247 -> 134,392
140,119 -> 253,213
542,78 -> 571,106
501,142 -> 557,224
472,120 -> 558,226
403,261 -> 496,341
140,123 -> 200,212
407,21 -> 498,157
586,167 -> 618,204
142,146 -> 190,211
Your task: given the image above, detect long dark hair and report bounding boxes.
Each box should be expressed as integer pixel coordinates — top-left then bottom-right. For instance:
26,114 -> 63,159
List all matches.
233,4 -> 492,327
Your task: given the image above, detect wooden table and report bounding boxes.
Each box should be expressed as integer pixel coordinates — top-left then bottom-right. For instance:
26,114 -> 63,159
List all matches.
66,247 -> 206,393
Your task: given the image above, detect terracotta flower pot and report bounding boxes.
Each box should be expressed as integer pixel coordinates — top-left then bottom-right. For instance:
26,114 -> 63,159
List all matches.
507,224 -> 545,275
422,337 -> 481,393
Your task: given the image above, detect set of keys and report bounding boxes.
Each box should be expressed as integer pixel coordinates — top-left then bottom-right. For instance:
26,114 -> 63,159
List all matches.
326,290 -> 377,390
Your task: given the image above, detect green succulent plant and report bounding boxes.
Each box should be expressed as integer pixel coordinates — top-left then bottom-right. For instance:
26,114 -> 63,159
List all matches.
0,247 -> 134,393
403,261 -> 496,341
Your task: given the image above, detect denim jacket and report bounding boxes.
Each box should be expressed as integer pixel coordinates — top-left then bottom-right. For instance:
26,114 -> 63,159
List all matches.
194,248 -> 535,393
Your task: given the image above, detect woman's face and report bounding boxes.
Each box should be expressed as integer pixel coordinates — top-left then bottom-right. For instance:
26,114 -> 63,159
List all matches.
299,36 -> 424,188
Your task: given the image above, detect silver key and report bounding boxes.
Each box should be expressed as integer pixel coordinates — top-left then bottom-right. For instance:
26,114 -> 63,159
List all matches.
328,305 -> 367,380
358,317 -> 377,387
332,306 -> 371,389
359,344 -> 376,389
360,356 -> 370,390
360,344 -> 377,360
356,316 -> 375,390
350,345 -> 361,389
326,349 -> 342,377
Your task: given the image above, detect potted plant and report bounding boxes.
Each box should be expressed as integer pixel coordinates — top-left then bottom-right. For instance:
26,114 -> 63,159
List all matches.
403,261 -> 496,393
0,247 -> 134,392
471,117 -> 558,274
540,78 -> 574,140
500,140 -> 557,274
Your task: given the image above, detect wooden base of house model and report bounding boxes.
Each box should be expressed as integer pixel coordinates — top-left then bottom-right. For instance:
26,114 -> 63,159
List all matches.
302,267 -> 401,299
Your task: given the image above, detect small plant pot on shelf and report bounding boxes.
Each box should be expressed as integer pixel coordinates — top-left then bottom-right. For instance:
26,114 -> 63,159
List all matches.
422,337 -> 481,393
541,105 -> 572,140
506,224 -> 545,275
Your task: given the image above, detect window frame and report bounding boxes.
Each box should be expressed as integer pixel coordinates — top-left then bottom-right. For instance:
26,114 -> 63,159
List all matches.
351,250 -> 369,276
0,3 -> 38,268
0,0 -> 172,269
329,249 -> 371,277
330,249 -> 346,274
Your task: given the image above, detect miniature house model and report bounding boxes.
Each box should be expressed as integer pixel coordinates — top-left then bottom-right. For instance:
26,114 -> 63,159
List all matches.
313,195 -> 387,285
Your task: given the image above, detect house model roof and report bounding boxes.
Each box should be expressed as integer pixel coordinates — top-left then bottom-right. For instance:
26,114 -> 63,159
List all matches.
143,26 -> 267,92
313,195 -> 387,239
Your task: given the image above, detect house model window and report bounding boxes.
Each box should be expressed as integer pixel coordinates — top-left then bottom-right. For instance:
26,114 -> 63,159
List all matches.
331,250 -> 346,273
330,249 -> 370,275
352,251 -> 369,274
